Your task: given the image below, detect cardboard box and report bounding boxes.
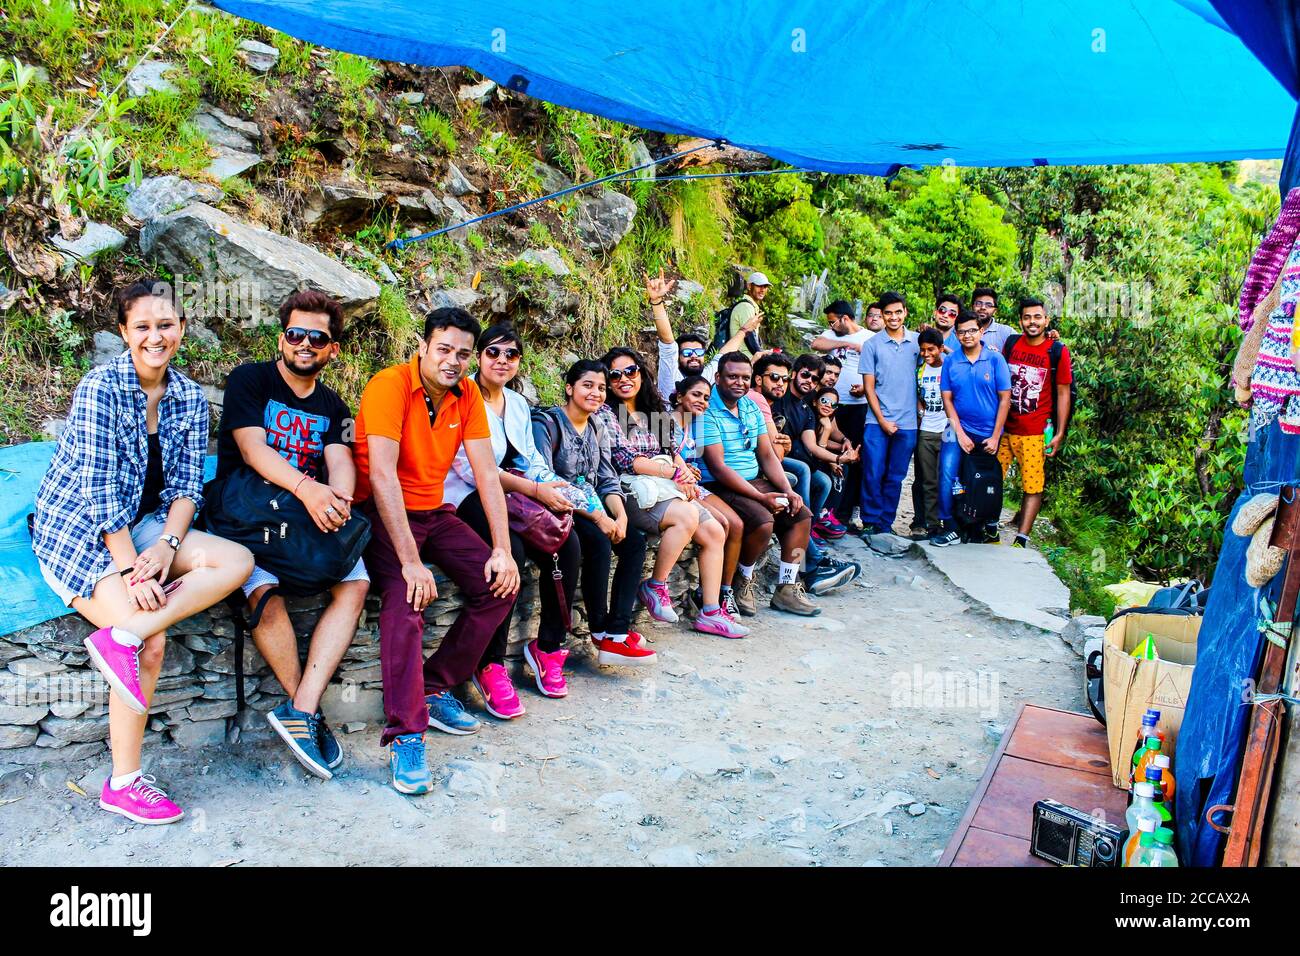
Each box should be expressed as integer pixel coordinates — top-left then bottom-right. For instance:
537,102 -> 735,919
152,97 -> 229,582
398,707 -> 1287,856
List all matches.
1102,611 -> 1199,789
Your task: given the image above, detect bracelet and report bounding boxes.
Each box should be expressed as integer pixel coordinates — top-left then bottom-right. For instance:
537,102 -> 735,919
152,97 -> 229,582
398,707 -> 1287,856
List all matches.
120,565 -> 134,577
649,298 -> 665,307
293,474 -> 311,496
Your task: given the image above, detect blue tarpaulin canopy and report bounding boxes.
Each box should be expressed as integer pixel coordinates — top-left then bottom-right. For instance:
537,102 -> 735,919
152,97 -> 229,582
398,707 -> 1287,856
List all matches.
211,0 -> 1297,177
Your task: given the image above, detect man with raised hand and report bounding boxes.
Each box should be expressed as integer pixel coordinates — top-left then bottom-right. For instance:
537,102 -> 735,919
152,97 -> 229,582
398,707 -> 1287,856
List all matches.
646,269 -> 757,403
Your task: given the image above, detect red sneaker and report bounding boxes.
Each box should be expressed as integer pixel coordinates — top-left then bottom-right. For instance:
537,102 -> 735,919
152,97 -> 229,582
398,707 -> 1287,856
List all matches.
596,635 -> 657,667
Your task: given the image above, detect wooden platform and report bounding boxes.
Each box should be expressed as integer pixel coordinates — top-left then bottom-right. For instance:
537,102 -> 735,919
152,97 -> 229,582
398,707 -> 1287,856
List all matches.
940,703 -> 1130,866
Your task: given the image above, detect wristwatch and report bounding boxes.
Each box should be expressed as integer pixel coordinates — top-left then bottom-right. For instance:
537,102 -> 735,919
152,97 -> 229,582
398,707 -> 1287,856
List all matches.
160,533 -> 181,552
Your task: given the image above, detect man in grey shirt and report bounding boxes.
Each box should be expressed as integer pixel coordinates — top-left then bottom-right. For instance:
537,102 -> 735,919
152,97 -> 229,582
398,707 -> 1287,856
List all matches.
859,290 -> 921,536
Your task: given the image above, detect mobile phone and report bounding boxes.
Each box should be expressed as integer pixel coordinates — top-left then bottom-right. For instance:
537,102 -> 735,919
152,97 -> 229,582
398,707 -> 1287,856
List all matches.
162,579 -> 183,596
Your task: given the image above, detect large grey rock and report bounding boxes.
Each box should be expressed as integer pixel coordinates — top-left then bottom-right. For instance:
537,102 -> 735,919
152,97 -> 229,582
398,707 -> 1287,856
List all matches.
0,725 -> 39,749
445,163 -> 479,197
38,714 -> 109,744
195,103 -> 261,151
0,704 -> 48,725
533,162 -> 573,196
866,532 -> 915,556
170,719 -> 229,749
428,288 -> 484,312
303,177 -> 384,228
50,222 -> 126,263
91,331 -> 123,366
125,175 -> 223,222
238,39 -> 279,72
673,279 -> 706,303
125,60 -> 178,98
394,91 -> 425,105
8,658 -> 66,678
517,248 -> 570,277
575,190 -> 637,251
1061,614 -> 1107,658
919,539 -> 1073,633
141,203 -> 380,322
205,145 -> 261,181
0,739 -> 105,765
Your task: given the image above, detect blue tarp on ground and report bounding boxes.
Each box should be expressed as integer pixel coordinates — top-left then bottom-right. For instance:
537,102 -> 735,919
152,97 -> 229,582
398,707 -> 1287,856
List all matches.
1176,417 -> 1300,866
0,444 -> 218,638
211,0 -> 1296,175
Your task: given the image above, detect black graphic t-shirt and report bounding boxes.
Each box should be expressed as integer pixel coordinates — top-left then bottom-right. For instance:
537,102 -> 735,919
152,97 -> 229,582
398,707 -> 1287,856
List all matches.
216,361 -> 351,481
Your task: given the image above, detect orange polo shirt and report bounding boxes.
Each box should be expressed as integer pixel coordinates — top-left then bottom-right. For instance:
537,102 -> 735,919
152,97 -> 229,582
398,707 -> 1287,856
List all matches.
353,354 -> 491,510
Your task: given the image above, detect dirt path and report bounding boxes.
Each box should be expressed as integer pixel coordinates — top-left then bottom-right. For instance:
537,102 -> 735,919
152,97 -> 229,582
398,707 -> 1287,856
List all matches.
0,534 -> 1082,866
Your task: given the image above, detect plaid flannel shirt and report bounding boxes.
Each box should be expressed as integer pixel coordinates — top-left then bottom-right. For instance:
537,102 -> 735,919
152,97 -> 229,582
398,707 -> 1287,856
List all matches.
31,351 -> 209,599
595,404 -> 679,474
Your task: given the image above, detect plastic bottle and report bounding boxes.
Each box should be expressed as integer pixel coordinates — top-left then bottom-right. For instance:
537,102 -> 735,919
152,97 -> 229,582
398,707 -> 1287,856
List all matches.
1130,711 -> 1162,777
1143,768 -> 1174,829
1130,731 -> 1161,786
1151,753 -> 1176,801
574,475 -> 602,513
1123,815 -> 1158,867
1043,418 -> 1056,456
1123,785 -> 1162,865
1131,827 -> 1179,867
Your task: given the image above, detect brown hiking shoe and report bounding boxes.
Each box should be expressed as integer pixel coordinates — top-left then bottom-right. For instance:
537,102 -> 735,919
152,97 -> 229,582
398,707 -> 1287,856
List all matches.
771,580 -> 821,617
732,575 -> 758,616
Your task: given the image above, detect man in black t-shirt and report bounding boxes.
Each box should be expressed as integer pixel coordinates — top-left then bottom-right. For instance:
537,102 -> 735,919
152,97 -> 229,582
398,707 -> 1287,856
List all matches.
216,289 -> 367,781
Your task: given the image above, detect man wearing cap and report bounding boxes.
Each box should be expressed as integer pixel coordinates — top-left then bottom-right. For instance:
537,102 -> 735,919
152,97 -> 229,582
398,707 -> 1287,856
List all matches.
810,299 -> 875,529
727,272 -> 771,358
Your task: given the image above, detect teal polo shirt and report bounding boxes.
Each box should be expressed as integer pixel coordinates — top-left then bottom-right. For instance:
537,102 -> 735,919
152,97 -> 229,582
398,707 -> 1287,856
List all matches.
696,388 -> 765,482
940,345 -> 1011,437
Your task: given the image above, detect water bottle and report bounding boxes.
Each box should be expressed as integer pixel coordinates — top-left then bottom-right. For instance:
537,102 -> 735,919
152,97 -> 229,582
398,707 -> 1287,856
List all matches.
1043,418 -> 1056,456
1131,827 -> 1179,867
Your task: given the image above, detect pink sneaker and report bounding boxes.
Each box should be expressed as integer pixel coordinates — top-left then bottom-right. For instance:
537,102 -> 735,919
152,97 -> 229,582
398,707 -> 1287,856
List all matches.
524,640 -> 570,698
637,579 -> 679,623
472,663 -> 526,719
694,607 -> 750,638
99,774 -> 184,825
83,627 -> 147,714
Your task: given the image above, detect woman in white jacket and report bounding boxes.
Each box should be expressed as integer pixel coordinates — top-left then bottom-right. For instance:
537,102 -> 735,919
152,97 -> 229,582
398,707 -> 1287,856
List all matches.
445,324 -> 582,716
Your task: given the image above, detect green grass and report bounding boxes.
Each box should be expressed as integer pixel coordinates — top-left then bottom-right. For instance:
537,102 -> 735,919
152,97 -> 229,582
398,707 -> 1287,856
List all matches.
270,33 -> 314,77
1036,487 -> 1132,617
543,102 -> 632,180
174,11 -> 258,104
415,107 -> 457,155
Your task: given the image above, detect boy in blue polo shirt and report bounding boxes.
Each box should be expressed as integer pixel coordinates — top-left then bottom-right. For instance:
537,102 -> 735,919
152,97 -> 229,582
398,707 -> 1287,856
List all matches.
934,310 -> 1011,546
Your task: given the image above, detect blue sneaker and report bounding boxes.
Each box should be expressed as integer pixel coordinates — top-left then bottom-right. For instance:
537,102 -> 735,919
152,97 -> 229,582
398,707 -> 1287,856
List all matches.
389,733 -> 433,794
426,690 -> 481,736
315,711 -> 343,771
267,701 -> 332,780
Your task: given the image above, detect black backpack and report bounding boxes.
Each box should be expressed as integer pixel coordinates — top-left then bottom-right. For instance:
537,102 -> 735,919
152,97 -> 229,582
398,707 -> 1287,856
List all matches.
954,448 -> 1003,532
1003,334 -> 1076,436
711,300 -> 763,355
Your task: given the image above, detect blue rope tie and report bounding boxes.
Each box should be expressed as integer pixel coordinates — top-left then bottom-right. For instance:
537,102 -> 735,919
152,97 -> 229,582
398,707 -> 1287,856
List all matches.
385,139 -> 723,250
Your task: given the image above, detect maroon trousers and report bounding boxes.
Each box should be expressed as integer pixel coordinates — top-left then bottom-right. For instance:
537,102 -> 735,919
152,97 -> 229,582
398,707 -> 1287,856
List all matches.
360,500 -> 515,745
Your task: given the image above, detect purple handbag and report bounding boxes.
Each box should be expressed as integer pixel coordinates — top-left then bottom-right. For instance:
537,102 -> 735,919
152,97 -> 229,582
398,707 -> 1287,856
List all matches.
505,472 -> 575,632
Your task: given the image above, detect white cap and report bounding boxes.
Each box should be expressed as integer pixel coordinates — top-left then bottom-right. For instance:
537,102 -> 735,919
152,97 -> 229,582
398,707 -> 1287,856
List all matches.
1134,782 -> 1155,798
747,271 -> 771,287
1154,754 -> 1171,769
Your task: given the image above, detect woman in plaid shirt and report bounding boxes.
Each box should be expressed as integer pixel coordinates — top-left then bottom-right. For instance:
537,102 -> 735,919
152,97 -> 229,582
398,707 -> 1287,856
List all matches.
30,281 -> 254,826
596,347 -> 746,639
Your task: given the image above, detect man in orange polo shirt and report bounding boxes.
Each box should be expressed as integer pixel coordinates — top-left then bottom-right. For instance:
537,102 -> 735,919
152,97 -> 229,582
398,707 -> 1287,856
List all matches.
354,307 -> 519,795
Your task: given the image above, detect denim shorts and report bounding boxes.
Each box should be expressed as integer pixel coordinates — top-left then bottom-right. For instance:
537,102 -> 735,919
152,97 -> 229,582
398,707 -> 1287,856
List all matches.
240,557 -> 369,598
37,514 -> 167,607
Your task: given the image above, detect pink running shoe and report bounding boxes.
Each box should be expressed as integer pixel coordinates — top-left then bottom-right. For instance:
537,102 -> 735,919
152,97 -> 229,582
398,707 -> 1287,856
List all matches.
694,607 -> 750,638
472,663 -> 526,719
524,640 -> 570,698
637,579 -> 678,623
99,774 -> 184,825
83,627 -> 147,714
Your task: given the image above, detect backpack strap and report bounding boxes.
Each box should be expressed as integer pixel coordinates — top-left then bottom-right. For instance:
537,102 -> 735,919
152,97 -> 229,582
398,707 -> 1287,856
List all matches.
1002,333 -> 1020,357
224,586 -> 279,712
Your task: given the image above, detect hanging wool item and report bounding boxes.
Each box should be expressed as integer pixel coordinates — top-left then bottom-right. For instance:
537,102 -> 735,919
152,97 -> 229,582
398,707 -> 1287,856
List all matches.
1248,240 -> 1300,435
1232,492 -> 1280,537
1233,274 -> 1284,406
1246,517 -> 1288,588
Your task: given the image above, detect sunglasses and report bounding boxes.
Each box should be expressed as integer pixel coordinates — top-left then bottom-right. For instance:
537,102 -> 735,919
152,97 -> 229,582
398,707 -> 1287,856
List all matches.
608,366 -> 641,382
765,372 -> 790,383
680,347 -> 707,358
797,370 -> 817,379
937,306 -> 958,317
283,327 -> 333,349
484,344 -> 522,361
818,397 -> 839,408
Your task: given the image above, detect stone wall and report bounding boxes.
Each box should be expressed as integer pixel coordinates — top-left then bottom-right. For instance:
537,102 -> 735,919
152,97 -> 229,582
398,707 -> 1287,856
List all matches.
0,545 -> 705,768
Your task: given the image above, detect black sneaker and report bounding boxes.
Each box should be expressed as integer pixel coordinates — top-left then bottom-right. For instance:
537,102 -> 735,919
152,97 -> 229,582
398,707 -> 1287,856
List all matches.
267,702 -> 333,780
930,529 -> 961,547
1011,534 -> 1030,549
804,559 -> 856,596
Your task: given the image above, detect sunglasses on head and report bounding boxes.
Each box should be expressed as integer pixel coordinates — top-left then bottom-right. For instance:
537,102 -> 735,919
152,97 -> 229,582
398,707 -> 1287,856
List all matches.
283,327 -> 333,349
608,365 -> 641,382
484,344 -> 522,361
680,347 -> 707,358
